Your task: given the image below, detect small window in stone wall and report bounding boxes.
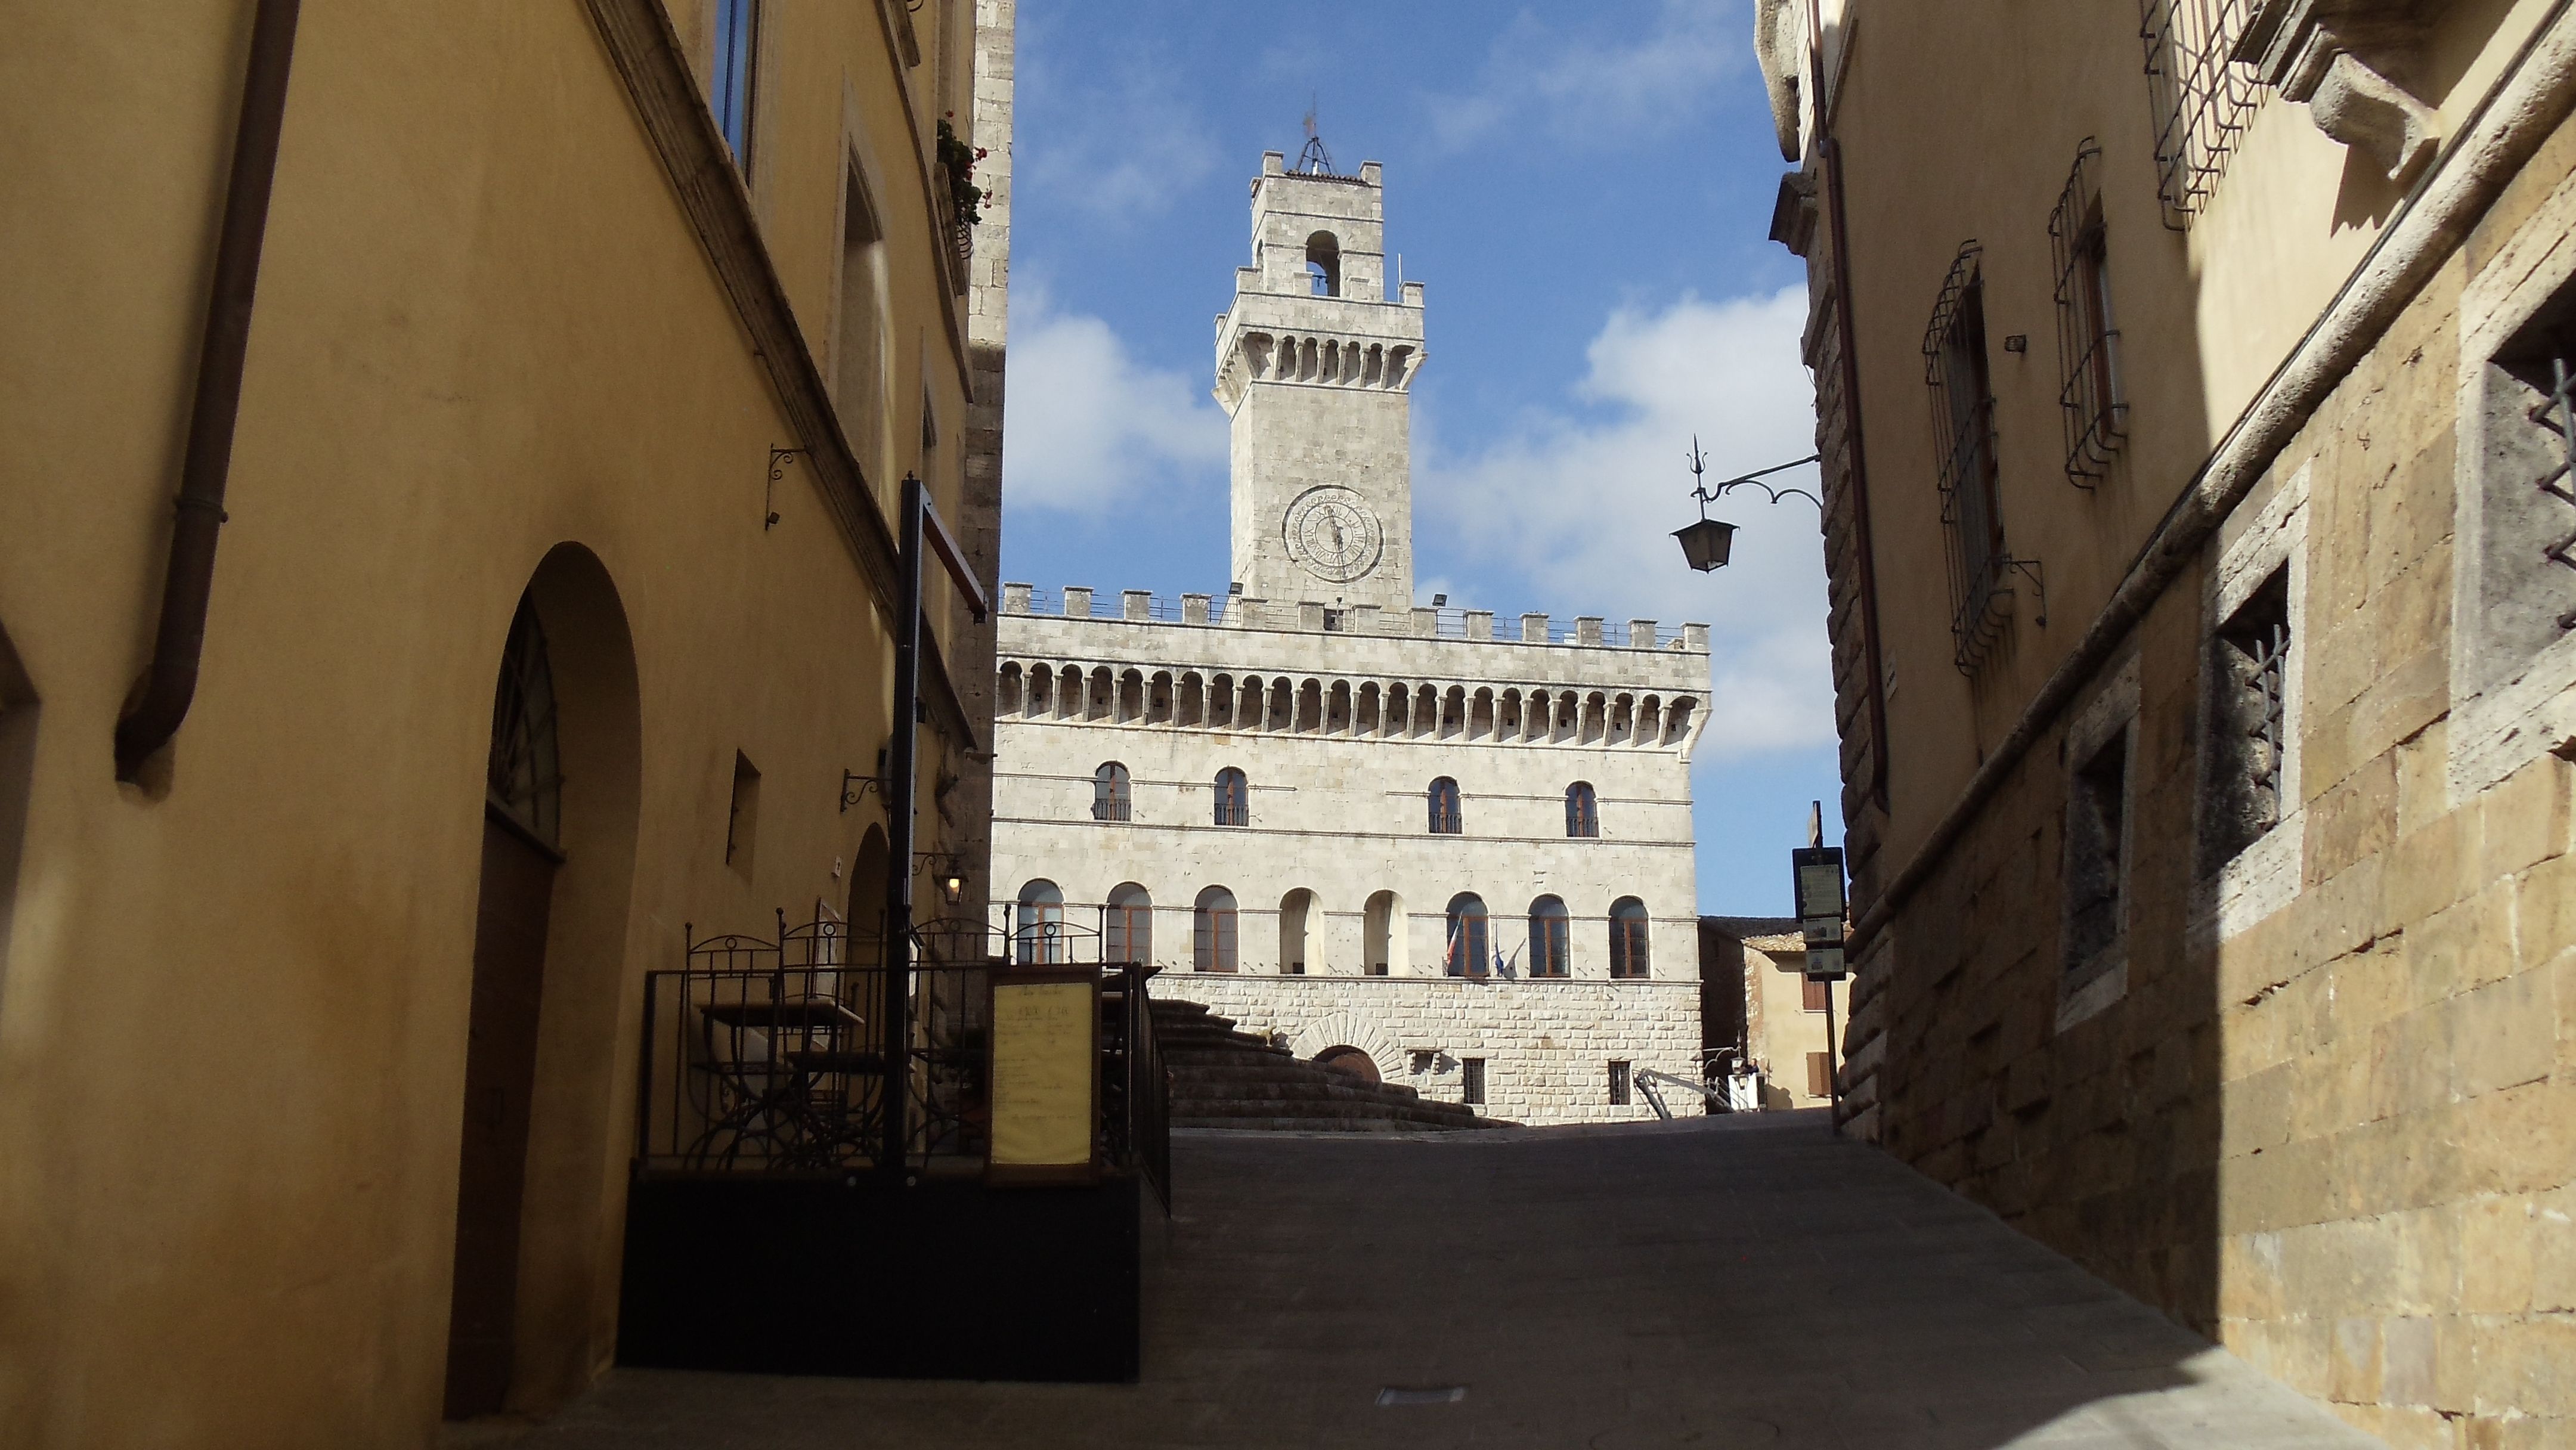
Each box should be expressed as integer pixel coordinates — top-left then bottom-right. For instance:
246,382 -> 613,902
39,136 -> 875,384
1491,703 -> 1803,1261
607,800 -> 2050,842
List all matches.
1460,1057 -> 1485,1106
2464,297 -> 2576,698
1608,1060 -> 1630,1107
2202,568 -> 2291,869
2063,725 -> 2131,980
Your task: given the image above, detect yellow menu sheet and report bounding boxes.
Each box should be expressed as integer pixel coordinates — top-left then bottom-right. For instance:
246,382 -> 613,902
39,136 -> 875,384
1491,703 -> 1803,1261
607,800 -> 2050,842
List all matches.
988,978 -> 1094,1172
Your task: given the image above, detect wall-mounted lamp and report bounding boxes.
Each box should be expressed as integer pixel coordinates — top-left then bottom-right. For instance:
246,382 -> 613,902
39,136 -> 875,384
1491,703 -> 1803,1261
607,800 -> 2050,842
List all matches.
912,849 -> 968,908
1674,438 -> 1823,574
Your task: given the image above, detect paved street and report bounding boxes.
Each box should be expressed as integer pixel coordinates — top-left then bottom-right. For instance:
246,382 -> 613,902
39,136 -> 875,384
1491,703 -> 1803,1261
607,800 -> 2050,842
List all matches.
478,1115 -> 2378,1449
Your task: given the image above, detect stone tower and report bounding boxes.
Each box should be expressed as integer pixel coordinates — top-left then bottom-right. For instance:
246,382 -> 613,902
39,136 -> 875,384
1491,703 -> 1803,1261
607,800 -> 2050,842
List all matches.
1214,149 -> 1426,613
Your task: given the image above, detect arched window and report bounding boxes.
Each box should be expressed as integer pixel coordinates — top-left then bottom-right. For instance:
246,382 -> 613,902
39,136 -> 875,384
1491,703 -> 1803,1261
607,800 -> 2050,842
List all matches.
1608,897 -> 1651,979
1213,767 -> 1249,827
1363,890 -> 1403,976
1193,887 -> 1239,972
1106,882 -> 1152,965
1015,879 -> 1065,965
1279,888 -> 1317,975
1092,761 -> 1131,822
1444,893 -> 1489,977
1529,896 -> 1570,978
1428,777 -> 1462,834
487,595 -> 561,848
1305,230 -> 1341,297
1565,782 -> 1599,838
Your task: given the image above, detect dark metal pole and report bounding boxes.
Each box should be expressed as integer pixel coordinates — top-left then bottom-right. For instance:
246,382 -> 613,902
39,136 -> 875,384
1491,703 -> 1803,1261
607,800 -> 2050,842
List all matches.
1824,987 -> 1840,1135
880,474 -> 927,1178
116,0 -> 304,780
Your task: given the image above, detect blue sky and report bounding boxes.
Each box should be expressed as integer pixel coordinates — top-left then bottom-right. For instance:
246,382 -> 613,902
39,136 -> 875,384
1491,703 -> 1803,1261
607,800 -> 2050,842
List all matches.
997,0 -> 1837,915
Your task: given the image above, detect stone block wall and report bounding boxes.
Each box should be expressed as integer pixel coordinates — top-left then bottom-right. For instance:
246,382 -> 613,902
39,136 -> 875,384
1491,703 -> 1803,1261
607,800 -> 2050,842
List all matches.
1858,126 -> 2576,1446
1161,974 -> 1702,1126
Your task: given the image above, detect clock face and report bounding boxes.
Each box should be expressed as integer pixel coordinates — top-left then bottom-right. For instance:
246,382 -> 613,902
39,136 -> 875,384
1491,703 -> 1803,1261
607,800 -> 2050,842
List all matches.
1283,487 -> 1384,584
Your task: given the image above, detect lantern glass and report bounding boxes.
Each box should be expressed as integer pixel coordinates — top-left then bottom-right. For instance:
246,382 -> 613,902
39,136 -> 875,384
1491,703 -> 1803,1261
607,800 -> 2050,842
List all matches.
1673,517 -> 1735,572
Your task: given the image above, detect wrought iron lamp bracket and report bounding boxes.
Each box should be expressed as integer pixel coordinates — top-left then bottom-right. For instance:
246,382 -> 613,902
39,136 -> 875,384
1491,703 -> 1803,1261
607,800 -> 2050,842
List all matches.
765,447 -> 807,530
2000,555 -> 2050,626
841,747 -> 890,813
1686,438 -> 1825,518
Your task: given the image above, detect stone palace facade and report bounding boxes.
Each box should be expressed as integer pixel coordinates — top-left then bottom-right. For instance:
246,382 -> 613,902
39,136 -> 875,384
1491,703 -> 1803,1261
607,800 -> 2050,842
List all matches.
990,150 -> 1714,1124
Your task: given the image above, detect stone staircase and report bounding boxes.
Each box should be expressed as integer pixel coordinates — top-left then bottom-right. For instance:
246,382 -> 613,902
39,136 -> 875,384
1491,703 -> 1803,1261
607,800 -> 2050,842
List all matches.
1151,999 -> 1499,1132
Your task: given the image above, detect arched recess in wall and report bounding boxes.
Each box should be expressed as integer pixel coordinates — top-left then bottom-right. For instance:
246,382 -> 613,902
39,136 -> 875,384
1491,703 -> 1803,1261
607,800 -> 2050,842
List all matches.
1363,890 -> 1403,977
1279,888 -> 1316,975
847,825 -> 891,963
0,615 -> 36,1016
1305,230 -> 1340,296
446,543 -> 641,1421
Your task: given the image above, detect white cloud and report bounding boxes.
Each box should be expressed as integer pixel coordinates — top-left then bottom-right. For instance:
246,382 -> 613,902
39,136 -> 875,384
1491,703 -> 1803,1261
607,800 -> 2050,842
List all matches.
1001,286 -> 1229,514
1016,37 -> 1221,222
1417,287 -> 1830,760
1422,0 -> 1744,154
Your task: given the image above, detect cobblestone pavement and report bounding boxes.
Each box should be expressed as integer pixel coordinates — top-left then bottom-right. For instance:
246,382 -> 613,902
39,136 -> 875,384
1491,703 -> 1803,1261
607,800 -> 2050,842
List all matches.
472,1114 -> 2380,1449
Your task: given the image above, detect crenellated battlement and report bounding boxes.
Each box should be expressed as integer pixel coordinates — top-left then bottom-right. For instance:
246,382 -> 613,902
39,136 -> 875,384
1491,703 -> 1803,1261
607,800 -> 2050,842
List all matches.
1001,583 -> 1710,654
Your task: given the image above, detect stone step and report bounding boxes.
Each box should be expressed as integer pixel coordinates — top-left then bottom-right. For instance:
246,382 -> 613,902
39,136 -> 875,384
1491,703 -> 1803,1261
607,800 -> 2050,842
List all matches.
1171,1100 -> 1463,1127
1144,993 -> 1497,1134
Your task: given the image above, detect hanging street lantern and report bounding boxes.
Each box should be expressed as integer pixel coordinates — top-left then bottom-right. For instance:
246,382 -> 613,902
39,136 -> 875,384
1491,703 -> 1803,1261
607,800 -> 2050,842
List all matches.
1673,515 -> 1736,572
1675,438 -> 1823,574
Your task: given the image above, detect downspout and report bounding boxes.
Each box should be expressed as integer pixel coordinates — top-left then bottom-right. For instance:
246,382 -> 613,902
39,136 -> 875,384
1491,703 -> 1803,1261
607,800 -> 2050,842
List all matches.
114,0 -> 303,782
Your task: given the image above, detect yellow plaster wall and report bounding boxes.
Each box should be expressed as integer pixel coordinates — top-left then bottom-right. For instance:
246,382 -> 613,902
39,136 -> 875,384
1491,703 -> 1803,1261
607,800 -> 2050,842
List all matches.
0,1 -> 991,1444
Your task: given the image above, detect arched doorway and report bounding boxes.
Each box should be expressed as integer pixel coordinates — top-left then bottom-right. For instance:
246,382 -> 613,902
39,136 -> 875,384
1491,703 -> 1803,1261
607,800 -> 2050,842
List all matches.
445,595 -> 562,1419
444,547 -> 641,1421
1315,1046 -> 1379,1083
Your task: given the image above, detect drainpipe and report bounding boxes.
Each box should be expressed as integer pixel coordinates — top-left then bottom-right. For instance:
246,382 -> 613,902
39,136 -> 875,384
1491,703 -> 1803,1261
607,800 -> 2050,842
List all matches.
115,0 -> 303,782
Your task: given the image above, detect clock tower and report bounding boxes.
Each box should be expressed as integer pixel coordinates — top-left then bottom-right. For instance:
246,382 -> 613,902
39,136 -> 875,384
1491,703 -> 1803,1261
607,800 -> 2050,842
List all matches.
1213,143 -> 1425,613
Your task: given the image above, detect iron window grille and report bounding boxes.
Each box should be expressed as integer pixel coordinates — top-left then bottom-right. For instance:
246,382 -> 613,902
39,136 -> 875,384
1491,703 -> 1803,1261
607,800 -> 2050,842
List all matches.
1091,761 -> 1132,822
2137,0 -> 2263,228
1925,245 -> 2041,673
2050,142 -> 2127,486
1608,1061 -> 1631,1107
1460,1058 -> 1486,1107
1565,781 -> 1600,838
2206,569 -> 2293,865
2537,348 -> 2576,628
1213,767 -> 1249,827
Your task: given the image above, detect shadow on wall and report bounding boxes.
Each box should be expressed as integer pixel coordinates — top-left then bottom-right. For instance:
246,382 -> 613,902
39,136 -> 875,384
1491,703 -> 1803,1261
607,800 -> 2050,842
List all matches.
0,618 -> 36,1018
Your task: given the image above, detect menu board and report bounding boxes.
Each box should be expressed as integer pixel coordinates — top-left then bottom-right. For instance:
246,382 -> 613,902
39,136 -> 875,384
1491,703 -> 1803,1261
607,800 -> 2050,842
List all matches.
987,974 -> 1097,1183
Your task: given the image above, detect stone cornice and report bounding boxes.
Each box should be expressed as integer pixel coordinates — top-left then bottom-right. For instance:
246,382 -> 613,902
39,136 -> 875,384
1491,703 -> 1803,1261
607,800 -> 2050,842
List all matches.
577,0 -> 979,749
